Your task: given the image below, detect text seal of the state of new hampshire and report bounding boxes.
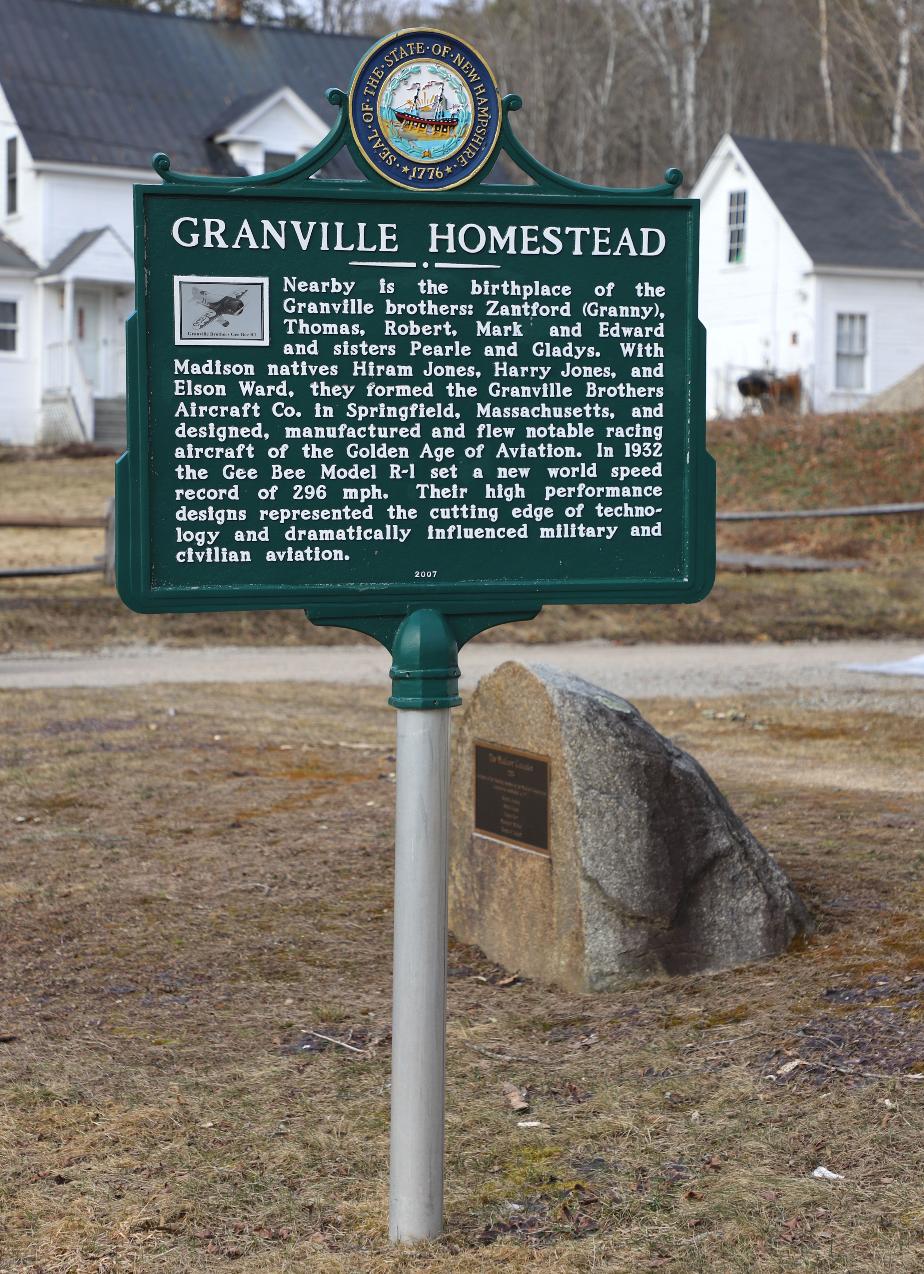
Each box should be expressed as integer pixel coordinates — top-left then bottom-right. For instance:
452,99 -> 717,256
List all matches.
348,29 -> 501,192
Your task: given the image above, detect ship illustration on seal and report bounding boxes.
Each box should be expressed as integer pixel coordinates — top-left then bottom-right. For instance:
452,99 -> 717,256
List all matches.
348,29 -> 501,190
393,80 -> 460,139
377,62 -> 473,164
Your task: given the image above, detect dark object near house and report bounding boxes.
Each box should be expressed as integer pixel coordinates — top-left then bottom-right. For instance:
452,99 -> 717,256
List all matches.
737,371 -> 802,412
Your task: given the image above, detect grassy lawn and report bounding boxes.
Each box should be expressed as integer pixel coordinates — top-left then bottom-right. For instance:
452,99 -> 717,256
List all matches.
1,681 -> 922,1271
1,410 -> 923,650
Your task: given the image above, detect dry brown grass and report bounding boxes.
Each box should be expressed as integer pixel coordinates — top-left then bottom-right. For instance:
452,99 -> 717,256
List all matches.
2,412 -> 924,650
711,410 -> 924,567
2,680 -> 923,1271
0,449 -> 113,571
3,567 -> 924,655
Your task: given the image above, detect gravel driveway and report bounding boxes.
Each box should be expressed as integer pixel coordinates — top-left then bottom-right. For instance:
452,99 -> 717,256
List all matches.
2,639 -> 922,712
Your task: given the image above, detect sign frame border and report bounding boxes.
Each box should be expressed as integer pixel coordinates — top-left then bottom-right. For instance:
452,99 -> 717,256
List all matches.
116,88 -> 714,618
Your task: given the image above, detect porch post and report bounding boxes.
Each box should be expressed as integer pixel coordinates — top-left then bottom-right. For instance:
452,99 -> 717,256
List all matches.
62,277 -> 74,391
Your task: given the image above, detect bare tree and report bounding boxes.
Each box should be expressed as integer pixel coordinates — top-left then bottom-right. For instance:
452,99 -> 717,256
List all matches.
816,0 -> 924,237
890,0 -> 916,150
838,0 -> 922,153
587,1 -> 622,182
617,0 -> 712,177
818,0 -> 838,143
83,0 -> 920,191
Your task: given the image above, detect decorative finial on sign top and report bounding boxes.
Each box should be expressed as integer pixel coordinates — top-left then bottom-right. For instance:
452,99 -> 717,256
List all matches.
152,152 -> 172,177
664,167 -> 684,188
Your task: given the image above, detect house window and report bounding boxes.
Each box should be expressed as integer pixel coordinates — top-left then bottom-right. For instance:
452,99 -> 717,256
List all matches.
6,137 -> 17,216
835,313 -> 867,390
264,150 -> 296,173
727,190 -> 746,264
0,299 -> 17,351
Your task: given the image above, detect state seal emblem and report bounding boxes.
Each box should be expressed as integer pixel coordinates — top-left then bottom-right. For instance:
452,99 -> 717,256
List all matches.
349,30 -> 501,192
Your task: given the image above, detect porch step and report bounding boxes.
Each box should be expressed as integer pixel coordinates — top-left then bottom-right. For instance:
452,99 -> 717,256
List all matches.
94,397 -> 127,449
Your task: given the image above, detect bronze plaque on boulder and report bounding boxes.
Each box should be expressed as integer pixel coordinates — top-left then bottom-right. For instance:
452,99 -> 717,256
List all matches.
451,662 -> 811,992
474,743 -> 550,854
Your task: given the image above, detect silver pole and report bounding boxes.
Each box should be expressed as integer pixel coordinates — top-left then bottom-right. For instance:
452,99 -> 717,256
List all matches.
389,706 -> 450,1242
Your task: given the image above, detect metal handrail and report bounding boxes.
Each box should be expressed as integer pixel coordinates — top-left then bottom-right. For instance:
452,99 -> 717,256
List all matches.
42,339 -> 92,439
70,345 -> 94,438
719,502 -> 924,521
42,339 -> 68,392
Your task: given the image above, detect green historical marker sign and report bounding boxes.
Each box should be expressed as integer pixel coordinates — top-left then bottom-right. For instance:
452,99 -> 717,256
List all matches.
116,32 -> 714,629
115,28 -> 715,1245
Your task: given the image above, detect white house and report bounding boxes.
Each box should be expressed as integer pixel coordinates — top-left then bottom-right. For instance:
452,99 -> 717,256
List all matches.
692,134 -> 924,417
0,0 -> 368,447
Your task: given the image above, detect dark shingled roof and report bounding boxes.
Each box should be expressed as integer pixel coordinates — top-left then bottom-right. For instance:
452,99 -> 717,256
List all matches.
0,230 -> 37,273
733,134 -> 924,271
1,0 -> 369,175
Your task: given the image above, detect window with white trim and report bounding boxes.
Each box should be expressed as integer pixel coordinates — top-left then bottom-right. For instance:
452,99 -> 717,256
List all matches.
264,150 -> 296,173
835,313 -> 867,390
6,137 -> 17,216
0,299 -> 17,352
727,189 -> 746,264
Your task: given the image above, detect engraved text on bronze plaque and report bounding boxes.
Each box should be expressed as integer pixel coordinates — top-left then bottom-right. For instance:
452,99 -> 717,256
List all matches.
474,743 -> 550,853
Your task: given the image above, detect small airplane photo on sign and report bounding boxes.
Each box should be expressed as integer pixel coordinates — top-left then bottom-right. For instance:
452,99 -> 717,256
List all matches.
173,275 -> 269,345
190,284 -> 247,329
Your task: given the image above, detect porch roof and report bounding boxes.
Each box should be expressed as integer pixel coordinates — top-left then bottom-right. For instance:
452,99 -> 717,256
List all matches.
38,228 -> 134,285
39,229 -> 107,278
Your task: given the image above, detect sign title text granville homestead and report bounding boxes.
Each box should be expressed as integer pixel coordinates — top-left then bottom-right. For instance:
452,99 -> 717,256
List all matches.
170,218 -> 668,257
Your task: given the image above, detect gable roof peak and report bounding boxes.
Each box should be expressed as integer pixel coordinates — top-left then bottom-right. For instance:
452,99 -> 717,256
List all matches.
719,134 -> 924,271
209,85 -> 324,142
38,226 -> 133,279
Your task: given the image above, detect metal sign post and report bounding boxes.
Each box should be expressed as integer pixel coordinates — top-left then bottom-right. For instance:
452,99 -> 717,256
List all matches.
387,611 -> 458,1240
391,703 -> 449,1240
116,26 -> 715,1243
